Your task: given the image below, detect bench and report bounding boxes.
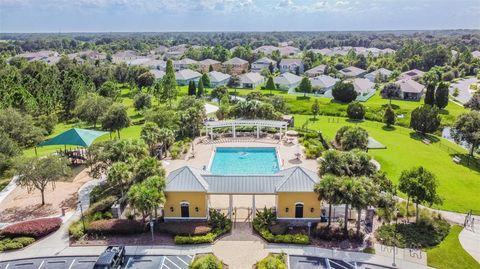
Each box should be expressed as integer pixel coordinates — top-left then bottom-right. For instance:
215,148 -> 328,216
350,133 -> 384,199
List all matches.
422,138 -> 431,145
453,156 -> 461,164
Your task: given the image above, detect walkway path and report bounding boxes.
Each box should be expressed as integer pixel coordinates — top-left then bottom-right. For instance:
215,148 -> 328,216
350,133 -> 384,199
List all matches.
459,221 -> 480,263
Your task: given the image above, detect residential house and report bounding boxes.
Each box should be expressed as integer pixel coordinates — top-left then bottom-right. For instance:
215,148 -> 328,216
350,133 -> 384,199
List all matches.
253,45 -> 279,55
305,64 -> 327,78
163,166 -> 321,222
365,68 -> 393,82
174,58 -> 198,71
150,70 -> 165,80
126,58 -> 154,66
279,59 -> 304,74
251,57 -> 277,73
239,72 -> 265,88
208,71 -> 231,87
146,59 -> 167,71
381,48 -> 396,55
112,50 -> 140,63
312,48 -> 334,56
339,66 -> 367,78
198,59 -> 221,73
310,75 -> 339,94
273,72 -> 302,91
175,69 -> 202,86
278,46 -> 301,57
395,79 -> 425,101
165,44 -> 188,59
150,45 -> 168,55
352,78 -> 376,96
17,50 -> 61,65
399,69 -> 425,81
223,57 -> 249,75
471,50 -> 480,59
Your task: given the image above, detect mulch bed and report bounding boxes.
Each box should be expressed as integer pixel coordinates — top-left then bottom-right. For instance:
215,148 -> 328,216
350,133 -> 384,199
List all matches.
70,232 -> 175,246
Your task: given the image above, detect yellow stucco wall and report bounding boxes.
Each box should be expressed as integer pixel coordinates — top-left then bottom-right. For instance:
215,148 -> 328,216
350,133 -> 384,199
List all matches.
164,192 -> 207,218
277,192 -> 321,219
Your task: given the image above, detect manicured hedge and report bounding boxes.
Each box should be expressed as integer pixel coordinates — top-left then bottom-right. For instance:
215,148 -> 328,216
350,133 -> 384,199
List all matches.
190,254 -> 223,269
84,195 -> 117,216
86,219 -> 145,235
253,222 -> 310,245
0,237 -> 35,252
157,222 -> 211,236
256,254 -> 286,269
0,218 -> 62,239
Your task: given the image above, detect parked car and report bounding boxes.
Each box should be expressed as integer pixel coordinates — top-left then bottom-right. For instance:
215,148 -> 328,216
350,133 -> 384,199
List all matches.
93,246 -> 126,269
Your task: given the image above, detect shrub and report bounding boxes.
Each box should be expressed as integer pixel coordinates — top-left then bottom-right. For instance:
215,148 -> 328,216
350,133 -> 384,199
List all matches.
332,81 -> 357,103
0,241 -> 23,251
86,219 -> 145,235
253,221 -> 310,245
347,102 -> 365,120
175,232 -> 217,244
1,218 -> 62,239
314,225 -> 363,242
256,254 -> 286,269
0,237 -> 35,252
303,139 -> 324,159
84,195 -> 117,216
12,237 -> 35,246
169,144 -> 182,159
190,254 -> 223,269
157,222 -> 211,236
69,220 -> 85,239
208,209 -> 231,232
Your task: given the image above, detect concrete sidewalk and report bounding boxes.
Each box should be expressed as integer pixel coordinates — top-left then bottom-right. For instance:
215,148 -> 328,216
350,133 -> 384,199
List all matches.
459,224 -> 480,263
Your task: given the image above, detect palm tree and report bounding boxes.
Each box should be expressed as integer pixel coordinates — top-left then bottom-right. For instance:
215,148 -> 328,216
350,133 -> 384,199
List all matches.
350,177 -> 379,236
107,162 -> 131,197
158,128 -> 175,158
127,176 -> 166,223
314,174 -> 340,227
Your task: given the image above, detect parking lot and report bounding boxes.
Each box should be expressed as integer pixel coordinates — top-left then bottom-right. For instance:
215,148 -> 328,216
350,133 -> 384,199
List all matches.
0,255 -> 193,269
289,255 -> 394,269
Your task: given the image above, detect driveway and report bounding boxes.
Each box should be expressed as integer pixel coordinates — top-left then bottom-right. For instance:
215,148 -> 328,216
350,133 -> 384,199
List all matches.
449,77 -> 478,104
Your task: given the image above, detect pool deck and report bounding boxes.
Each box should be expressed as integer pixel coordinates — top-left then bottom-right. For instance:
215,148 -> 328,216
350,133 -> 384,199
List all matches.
162,137 -> 318,218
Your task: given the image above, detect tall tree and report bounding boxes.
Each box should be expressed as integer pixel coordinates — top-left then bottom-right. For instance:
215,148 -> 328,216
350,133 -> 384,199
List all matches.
435,82 -> 449,109
74,93 -> 112,128
298,77 -> 312,97
127,176 -> 165,223
160,59 -> 178,107
381,83 -> 401,105
101,103 -> 131,139
12,155 -> 71,206
265,76 -> 276,95
332,81 -> 357,103
201,73 -> 210,88
314,174 -> 342,227
334,126 -> 369,151
197,79 -> 205,98
141,122 -> 162,156
399,167 -> 442,222
410,105 -> 441,135
311,99 -> 320,120
451,111 -> 480,156
465,91 -> 480,111
383,105 -> 396,127
107,162 -> 131,197
187,81 -> 196,96
424,83 -> 436,106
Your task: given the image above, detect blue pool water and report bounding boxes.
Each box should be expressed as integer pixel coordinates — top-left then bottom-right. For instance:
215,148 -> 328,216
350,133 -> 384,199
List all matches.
210,147 -> 279,175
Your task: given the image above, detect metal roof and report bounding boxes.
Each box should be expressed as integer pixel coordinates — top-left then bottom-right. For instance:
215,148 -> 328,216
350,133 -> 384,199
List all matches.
204,119 -> 288,128
166,165 -> 319,194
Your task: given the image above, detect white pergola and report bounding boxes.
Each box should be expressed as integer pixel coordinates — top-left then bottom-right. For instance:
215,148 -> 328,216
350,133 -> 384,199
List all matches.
204,119 -> 288,140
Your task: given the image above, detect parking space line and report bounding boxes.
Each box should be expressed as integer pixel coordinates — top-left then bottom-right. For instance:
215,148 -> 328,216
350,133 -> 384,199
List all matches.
176,257 -> 189,266
68,259 -> 76,269
162,264 -> 170,269
163,258 -> 180,269
326,258 -> 332,269
5,263 -> 9,269
159,257 -> 165,269
38,260 -> 45,269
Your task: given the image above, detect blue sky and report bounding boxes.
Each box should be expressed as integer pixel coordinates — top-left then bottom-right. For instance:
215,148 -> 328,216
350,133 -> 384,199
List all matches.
0,0 -> 479,33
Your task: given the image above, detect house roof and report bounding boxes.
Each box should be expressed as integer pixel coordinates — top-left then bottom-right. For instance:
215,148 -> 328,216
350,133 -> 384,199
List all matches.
279,58 -> 303,66
310,75 -> 339,88
400,69 -> 425,80
166,166 -> 319,194
396,79 -> 425,93
175,58 -> 198,65
253,45 -> 279,54
239,72 -> 264,84
151,70 -> 166,79
166,166 -> 209,192
305,65 -> 327,75
366,68 -> 392,77
223,57 -> 248,65
175,69 -> 202,80
253,57 -> 276,65
278,46 -> 301,56
208,71 -> 231,83
352,78 -> 375,94
274,72 -> 302,85
473,51 -> 480,58
340,66 -> 366,77
199,59 -> 220,65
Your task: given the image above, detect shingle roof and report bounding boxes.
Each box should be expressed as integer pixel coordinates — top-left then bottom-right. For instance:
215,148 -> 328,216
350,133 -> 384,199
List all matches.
239,72 -> 264,84
199,59 -> 220,65
223,57 -> 248,65
280,59 -> 303,66
352,78 -> 375,94
175,69 -> 202,80
366,68 -> 392,77
253,57 -> 276,65
396,79 -> 425,93
273,72 -> 302,85
175,58 -> 198,65
166,165 -> 319,194
310,75 -> 339,88
305,65 -> 327,75
150,70 -> 165,79
400,69 -> 425,80
340,66 -> 366,77
208,71 -> 231,83
166,166 -> 209,192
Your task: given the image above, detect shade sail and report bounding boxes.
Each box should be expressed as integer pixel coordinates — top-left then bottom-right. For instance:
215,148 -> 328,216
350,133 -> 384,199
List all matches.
38,128 -> 108,147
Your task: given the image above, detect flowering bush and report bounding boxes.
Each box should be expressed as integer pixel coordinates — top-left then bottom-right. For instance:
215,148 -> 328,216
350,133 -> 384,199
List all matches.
0,218 -> 62,239
86,219 -> 144,235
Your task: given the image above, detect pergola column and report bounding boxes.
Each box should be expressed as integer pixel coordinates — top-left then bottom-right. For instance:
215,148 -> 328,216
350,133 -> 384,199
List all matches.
210,127 -> 214,140
232,124 -> 236,138
252,195 -> 256,220
256,125 -> 260,139
228,194 -> 233,220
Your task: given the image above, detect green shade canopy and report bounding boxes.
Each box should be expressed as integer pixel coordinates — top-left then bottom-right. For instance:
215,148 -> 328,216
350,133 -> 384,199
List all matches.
38,128 -> 108,148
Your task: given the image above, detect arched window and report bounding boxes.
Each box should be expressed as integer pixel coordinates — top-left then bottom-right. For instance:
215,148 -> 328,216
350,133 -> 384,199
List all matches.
295,202 -> 304,218
180,202 -> 190,218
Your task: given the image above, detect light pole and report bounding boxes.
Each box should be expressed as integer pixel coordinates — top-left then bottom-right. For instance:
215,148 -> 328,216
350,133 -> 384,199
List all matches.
149,220 -> 155,242
392,208 -> 400,267
78,201 -> 86,233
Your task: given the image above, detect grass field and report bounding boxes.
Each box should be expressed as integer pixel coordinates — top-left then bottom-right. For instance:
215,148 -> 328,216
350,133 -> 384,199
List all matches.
427,225 -> 480,269
294,115 -> 480,213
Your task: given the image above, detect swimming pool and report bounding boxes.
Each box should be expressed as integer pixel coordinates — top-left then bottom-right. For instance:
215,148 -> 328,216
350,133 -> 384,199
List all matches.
209,147 -> 280,175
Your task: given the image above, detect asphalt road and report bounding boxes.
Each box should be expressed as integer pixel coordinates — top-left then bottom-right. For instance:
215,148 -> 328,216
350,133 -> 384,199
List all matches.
289,255 -> 394,269
0,255 -> 193,269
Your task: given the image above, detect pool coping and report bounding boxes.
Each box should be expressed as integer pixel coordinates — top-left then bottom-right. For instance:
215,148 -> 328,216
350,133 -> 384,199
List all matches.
206,146 -> 282,175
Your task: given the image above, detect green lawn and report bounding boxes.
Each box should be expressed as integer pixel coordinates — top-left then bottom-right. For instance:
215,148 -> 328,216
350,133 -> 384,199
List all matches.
427,225 -> 480,269
294,115 -> 480,213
